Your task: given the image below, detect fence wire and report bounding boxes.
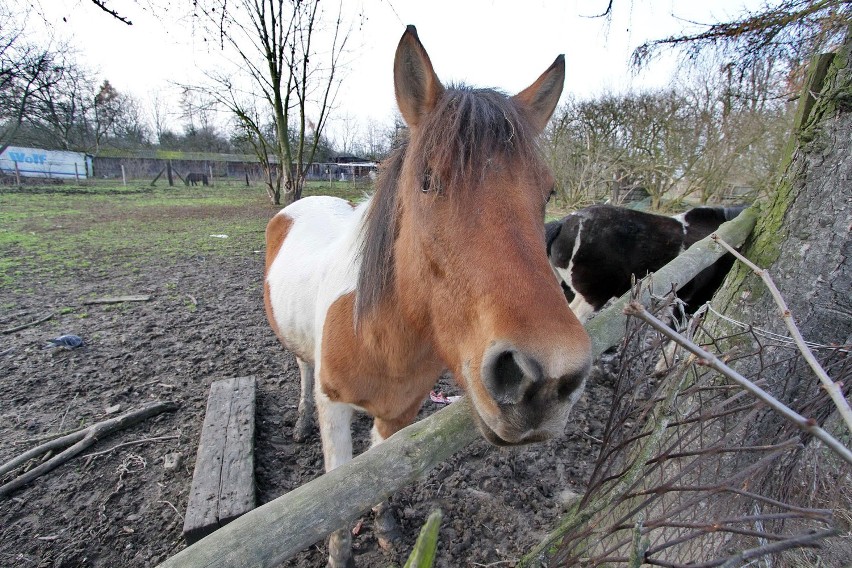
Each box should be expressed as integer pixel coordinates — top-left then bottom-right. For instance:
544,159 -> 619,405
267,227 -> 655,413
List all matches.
551,291 -> 851,567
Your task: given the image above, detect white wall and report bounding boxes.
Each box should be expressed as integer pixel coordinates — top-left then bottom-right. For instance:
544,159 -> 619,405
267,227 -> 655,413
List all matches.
0,146 -> 91,179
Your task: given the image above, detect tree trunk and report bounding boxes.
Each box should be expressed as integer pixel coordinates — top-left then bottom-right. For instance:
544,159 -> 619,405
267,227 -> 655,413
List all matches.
710,40 -> 851,411
701,27 -> 852,546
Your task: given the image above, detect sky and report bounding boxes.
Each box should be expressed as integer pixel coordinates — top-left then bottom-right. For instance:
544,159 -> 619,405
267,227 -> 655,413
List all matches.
28,0 -> 761,144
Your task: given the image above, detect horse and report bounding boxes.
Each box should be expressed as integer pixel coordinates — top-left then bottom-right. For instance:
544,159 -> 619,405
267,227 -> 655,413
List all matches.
186,172 -> 209,186
264,25 -> 591,567
546,204 -> 746,322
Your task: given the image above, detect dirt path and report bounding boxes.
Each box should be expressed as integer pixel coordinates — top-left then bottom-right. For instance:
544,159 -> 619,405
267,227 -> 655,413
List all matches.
0,253 -> 609,567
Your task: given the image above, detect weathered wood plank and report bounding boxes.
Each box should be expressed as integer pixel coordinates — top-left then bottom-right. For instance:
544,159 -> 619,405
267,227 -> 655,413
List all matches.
183,380 -> 231,543
219,377 -> 256,525
182,377 -> 256,544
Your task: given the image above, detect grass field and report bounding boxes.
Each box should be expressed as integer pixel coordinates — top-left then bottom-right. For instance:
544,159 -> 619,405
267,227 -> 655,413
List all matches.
0,177 -> 573,290
0,180 -> 371,288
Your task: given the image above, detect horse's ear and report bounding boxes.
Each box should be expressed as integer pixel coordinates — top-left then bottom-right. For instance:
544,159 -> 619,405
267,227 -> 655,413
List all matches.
512,55 -> 565,133
394,25 -> 444,128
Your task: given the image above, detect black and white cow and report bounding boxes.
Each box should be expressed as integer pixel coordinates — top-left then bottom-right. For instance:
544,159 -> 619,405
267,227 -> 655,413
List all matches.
545,204 -> 746,322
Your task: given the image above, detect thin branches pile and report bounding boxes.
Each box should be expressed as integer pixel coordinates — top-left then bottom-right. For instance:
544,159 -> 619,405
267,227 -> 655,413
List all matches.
539,291 -> 850,567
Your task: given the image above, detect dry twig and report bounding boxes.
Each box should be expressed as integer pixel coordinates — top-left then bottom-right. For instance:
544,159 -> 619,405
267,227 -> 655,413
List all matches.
82,435 -> 180,461
712,235 -> 852,434
13,429 -> 80,446
57,392 -> 79,433
0,401 -> 178,497
1,312 -> 54,335
82,295 -> 151,305
624,302 -> 852,466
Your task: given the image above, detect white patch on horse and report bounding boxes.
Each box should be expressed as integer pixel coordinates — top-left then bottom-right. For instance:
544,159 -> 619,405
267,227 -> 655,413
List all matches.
315,388 -> 355,471
266,196 -> 363,361
554,216 -> 589,319
568,295 -> 596,323
266,195 -> 371,473
672,212 -> 689,252
553,265 -> 571,289
370,424 -> 386,448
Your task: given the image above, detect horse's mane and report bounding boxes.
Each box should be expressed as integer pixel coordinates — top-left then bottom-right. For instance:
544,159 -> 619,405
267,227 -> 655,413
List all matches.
355,85 -> 546,324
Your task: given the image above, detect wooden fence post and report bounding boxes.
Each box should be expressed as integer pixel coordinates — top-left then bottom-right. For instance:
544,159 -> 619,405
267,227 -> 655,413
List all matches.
209,164 -> 214,187
167,161 -> 174,186
121,164 -> 127,187
74,163 -> 79,183
14,161 -> 20,185
156,210 -> 758,568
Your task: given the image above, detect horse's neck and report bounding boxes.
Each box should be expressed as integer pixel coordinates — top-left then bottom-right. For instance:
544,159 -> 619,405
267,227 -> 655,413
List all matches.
357,295 -> 443,379
327,196 -> 441,370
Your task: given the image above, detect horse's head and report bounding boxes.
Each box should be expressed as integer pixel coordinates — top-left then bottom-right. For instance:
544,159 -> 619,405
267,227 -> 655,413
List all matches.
360,26 -> 591,446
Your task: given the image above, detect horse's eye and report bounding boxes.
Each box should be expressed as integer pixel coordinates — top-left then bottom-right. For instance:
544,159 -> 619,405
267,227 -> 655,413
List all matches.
546,187 -> 556,203
422,170 -> 441,193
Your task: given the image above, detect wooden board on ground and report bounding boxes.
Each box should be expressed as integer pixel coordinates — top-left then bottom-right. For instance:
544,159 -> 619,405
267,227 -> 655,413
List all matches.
183,376 -> 256,544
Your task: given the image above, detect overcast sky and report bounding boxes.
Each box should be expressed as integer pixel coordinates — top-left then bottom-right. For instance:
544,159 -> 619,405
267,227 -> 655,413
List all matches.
32,0 -> 760,142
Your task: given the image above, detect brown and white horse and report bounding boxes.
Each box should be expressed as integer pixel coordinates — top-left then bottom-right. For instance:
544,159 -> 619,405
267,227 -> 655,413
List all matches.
264,25 -> 591,566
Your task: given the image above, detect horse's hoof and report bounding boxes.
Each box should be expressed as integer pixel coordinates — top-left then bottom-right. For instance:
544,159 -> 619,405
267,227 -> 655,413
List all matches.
373,503 -> 402,551
293,414 -> 312,442
327,527 -> 353,568
326,557 -> 354,568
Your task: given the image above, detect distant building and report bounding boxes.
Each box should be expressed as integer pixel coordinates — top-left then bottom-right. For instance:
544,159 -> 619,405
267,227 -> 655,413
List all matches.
0,146 -> 379,184
0,146 -> 92,179
92,148 -> 377,182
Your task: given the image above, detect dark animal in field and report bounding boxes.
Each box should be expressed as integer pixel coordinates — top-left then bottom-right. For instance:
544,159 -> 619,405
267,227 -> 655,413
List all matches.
545,204 -> 746,322
186,172 -> 209,186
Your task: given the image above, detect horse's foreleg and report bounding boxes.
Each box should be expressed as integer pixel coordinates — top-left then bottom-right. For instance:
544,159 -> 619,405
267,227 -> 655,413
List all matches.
369,412 -> 420,551
293,358 -> 315,441
316,388 -> 354,567
316,391 -> 353,471
327,528 -> 354,568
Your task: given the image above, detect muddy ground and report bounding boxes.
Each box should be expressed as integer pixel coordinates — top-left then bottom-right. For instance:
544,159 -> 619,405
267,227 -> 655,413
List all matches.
0,250 -> 613,567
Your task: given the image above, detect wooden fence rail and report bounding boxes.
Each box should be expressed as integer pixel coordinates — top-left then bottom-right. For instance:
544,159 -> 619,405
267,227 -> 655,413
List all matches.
157,208 -> 757,568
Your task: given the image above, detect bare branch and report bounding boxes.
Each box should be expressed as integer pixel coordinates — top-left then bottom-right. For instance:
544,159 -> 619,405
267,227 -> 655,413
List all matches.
632,0 -> 850,70
89,0 -> 133,26
623,301 -> 852,466
712,234 -> 852,434
0,401 -> 178,497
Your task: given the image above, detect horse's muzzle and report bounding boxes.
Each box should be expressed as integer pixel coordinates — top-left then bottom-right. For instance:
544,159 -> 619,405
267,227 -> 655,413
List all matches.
469,342 -> 590,445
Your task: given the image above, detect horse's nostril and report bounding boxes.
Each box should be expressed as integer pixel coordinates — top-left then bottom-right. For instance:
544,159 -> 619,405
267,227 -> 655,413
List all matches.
482,345 -> 584,406
557,370 -> 585,401
486,350 -> 527,404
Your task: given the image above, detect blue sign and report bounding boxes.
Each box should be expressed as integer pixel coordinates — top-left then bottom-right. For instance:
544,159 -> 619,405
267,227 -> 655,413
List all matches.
7,151 -> 48,164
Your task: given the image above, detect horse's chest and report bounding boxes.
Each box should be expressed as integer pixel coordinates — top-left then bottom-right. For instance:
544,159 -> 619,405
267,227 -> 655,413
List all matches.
318,292 -> 442,419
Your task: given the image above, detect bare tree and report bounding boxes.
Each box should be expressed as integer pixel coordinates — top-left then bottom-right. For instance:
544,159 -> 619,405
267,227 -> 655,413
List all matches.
545,46 -> 793,210
0,6 -> 60,154
147,89 -> 170,143
332,112 -> 359,156
632,0 -> 851,90
193,0 -> 352,205
10,46 -> 101,152
357,117 -> 394,161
